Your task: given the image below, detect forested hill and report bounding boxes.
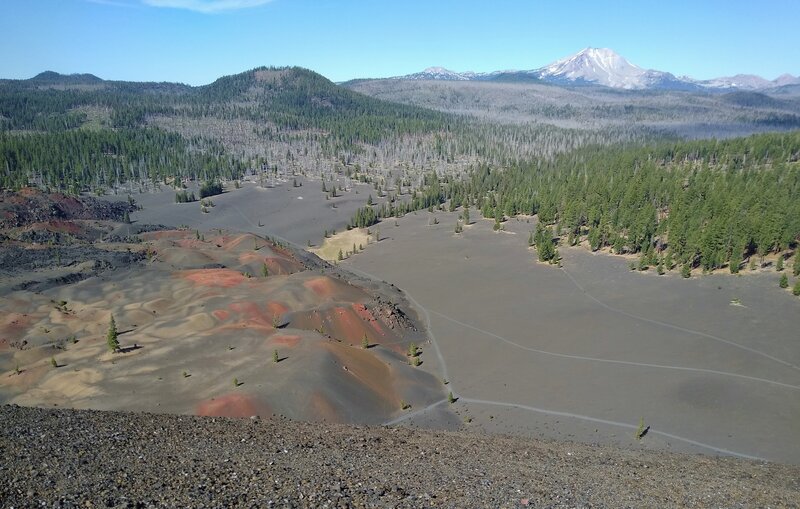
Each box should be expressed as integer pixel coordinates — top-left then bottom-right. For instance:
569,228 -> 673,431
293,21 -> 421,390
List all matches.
29,71 -> 104,85
0,67 -> 448,135
197,67 -> 450,140
0,67 -> 455,191
0,66 -> 655,192
450,131 -> 800,274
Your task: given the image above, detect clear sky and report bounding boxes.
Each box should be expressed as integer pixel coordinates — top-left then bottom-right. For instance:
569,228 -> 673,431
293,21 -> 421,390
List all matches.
1,0 -> 798,85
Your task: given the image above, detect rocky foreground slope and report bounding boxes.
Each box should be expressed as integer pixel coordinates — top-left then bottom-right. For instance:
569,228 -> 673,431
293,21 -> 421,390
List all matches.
1,405 -> 798,508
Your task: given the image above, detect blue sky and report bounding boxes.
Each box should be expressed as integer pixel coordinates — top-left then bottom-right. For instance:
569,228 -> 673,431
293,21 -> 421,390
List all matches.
1,0 -> 798,85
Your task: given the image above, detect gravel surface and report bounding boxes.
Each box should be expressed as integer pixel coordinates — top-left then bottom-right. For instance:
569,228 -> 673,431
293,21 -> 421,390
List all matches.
0,189 -> 135,229
0,245 -> 145,275
1,405 -> 798,508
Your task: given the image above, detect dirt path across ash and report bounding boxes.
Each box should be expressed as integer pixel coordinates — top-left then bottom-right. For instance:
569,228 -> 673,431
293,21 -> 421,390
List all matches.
346,209 -> 800,464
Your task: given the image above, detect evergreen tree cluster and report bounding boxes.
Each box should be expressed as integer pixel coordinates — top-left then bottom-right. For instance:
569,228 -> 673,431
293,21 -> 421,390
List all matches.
349,206 -> 378,229
0,128 -> 242,191
198,180 -> 223,198
453,131 -> 800,272
174,190 -> 196,203
534,224 -> 558,263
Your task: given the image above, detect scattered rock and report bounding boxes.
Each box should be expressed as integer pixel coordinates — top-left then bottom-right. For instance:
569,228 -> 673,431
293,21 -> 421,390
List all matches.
1,405 -> 797,508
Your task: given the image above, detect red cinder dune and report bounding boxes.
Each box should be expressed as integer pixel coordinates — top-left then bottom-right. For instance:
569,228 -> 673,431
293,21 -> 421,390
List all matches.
268,334 -> 301,348
211,309 -> 230,321
179,268 -> 248,288
303,276 -> 339,298
196,393 -> 271,418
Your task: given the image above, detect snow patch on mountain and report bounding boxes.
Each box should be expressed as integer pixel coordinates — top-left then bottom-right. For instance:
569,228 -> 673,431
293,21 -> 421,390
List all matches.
774,74 -> 800,87
395,67 -> 472,81
696,73 -> 800,90
697,74 -> 774,90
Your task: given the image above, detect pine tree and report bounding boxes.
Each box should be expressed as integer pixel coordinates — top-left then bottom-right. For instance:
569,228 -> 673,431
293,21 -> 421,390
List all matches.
261,263 -> 269,277
613,236 -> 625,255
534,224 -> 556,262
273,349 -> 279,363
793,254 -> 800,276
729,248 -> 742,274
779,273 -> 789,288
361,334 -> 369,349
776,256 -> 784,272
664,250 -> 673,270
588,227 -> 601,251
107,314 -> 120,353
638,253 -> 649,271
793,280 -> 800,296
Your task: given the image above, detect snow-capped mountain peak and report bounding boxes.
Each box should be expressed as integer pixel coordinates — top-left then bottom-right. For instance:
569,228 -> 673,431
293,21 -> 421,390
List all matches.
385,49 -> 796,91
535,47 -> 660,89
542,48 -> 640,75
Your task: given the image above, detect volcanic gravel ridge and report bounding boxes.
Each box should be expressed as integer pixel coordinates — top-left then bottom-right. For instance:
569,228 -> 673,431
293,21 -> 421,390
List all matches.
0,188 -> 136,229
1,405 -> 798,508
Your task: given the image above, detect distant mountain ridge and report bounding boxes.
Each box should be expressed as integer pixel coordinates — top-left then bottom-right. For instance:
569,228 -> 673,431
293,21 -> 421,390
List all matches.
384,48 -> 800,91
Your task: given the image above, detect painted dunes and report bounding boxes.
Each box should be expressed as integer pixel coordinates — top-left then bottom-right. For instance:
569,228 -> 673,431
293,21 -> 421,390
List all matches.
0,229 -> 447,424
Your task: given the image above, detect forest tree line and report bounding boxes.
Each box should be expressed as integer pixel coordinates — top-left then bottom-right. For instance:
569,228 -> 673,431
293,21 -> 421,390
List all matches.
451,131 -> 800,273
352,131 -> 799,274
0,129 -> 244,192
